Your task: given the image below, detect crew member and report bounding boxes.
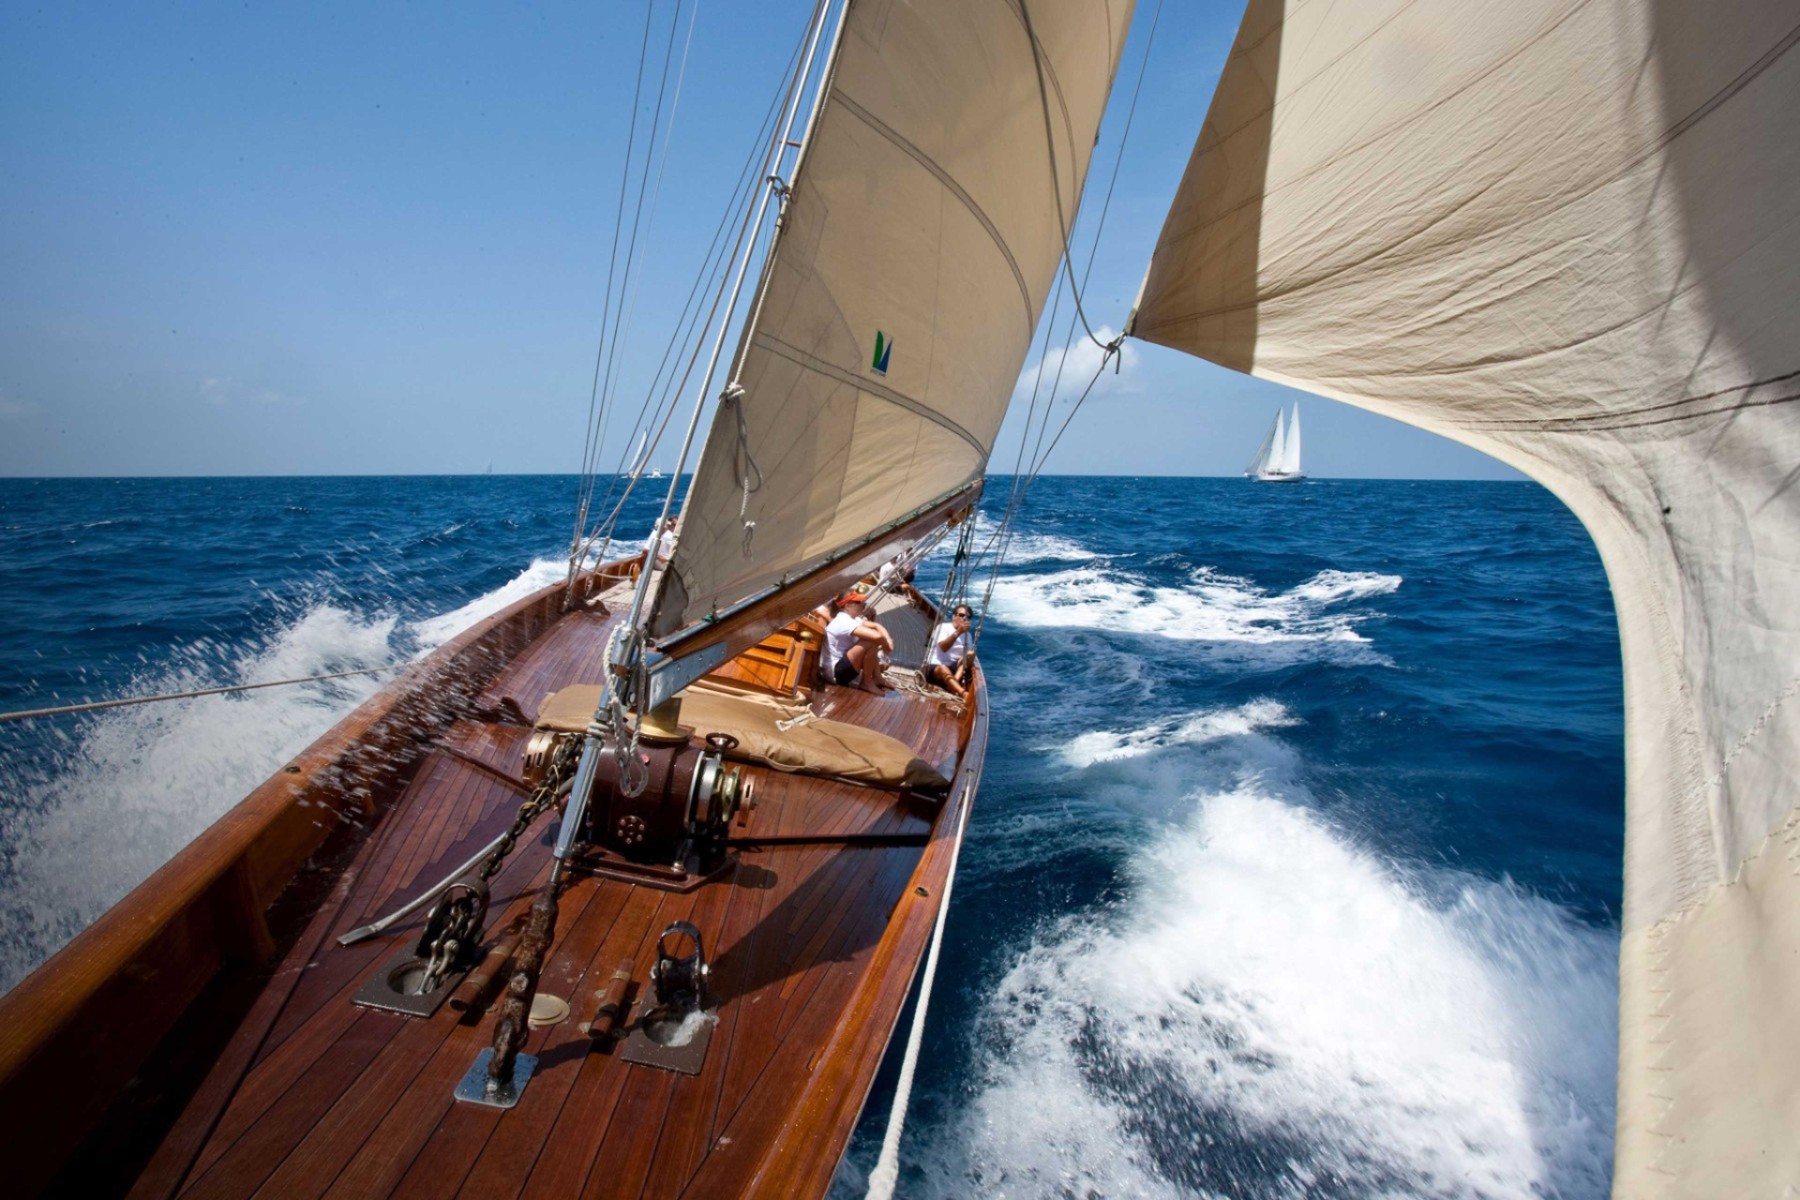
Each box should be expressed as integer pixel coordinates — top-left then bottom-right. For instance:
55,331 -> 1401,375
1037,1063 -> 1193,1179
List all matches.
923,603 -> 976,699
824,591 -> 894,693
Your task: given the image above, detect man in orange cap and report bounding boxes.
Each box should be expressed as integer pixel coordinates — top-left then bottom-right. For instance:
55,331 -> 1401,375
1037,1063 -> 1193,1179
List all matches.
823,590 -> 894,693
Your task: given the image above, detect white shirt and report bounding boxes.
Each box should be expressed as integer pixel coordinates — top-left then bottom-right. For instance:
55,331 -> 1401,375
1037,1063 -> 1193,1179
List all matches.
825,611 -> 862,672
656,529 -> 677,561
925,621 -> 969,668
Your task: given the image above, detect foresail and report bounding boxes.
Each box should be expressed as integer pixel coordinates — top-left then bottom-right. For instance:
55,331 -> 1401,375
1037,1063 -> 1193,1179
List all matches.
1246,411 -> 1279,475
650,0 -> 1134,637
1130,0 -> 1800,1191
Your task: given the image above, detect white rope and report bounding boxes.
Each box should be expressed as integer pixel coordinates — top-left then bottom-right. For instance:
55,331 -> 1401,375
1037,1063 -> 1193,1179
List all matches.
864,781 -> 975,1200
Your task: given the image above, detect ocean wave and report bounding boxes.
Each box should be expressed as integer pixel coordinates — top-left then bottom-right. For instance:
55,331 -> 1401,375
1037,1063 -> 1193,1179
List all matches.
407,556 -> 568,649
0,554 -> 573,994
889,706 -> 1618,1199
1056,697 -> 1298,768
989,564 -> 1401,667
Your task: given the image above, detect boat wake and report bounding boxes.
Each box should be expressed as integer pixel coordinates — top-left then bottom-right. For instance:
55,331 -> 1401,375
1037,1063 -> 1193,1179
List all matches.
0,556 -> 568,993
988,563 -> 1401,667
892,703 -> 1618,1200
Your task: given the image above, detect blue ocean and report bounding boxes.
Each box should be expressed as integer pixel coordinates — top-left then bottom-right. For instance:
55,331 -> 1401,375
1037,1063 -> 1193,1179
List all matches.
0,475 -> 1622,1198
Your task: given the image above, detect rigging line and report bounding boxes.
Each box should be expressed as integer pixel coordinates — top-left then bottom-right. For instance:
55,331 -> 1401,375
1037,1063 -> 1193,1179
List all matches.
575,15 -> 669,548
586,0 -> 821,580
972,347 -> 1115,641
0,665 -> 400,724
1019,0 -> 1160,495
574,33 -> 806,568
972,1 -> 1161,587
581,17 -> 806,522
571,29 -> 805,573
571,0 -> 661,551
590,0 -> 693,491
1016,0 -> 1111,353
628,0 -> 838,639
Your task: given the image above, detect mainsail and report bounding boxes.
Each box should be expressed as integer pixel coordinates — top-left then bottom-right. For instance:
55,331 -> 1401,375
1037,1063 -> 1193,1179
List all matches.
649,0 -> 1134,638
1279,403 -> 1299,476
1129,0 -> 1800,1192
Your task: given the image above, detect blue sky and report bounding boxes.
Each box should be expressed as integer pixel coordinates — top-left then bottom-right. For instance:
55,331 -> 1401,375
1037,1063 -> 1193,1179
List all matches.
1,1 -> 1517,480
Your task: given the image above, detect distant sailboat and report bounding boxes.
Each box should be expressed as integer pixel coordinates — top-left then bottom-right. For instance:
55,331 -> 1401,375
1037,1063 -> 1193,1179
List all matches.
629,431 -> 666,480
1246,403 -> 1304,481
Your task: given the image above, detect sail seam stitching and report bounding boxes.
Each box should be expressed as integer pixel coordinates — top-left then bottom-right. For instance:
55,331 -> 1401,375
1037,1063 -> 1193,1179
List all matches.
1455,368 -> 1800,429
750,332 -> 986,456
1468,389 -> 1800,434
831,93 -> 1036,335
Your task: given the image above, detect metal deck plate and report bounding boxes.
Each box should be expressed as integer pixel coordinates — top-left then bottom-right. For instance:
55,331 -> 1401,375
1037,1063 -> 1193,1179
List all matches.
619,1008 -> 716,1076
351,945 -> 469,1018
454,1047 -> 538,1108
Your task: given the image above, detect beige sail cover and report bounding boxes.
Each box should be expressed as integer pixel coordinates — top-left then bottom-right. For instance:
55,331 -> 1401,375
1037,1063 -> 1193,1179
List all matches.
1131,0 -> 1800,1192
650,0 -> 1132,636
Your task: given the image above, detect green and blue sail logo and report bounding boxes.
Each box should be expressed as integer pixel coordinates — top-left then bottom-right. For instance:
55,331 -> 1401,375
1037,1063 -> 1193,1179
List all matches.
871,329 -> 893,376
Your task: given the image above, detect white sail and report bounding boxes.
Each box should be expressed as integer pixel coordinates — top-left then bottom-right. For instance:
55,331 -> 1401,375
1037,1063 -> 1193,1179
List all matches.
1279,403 -> 1300,476
649,0 -> 1134,637
1245,410 -> 1281,476
1129,0 -> 1800,1191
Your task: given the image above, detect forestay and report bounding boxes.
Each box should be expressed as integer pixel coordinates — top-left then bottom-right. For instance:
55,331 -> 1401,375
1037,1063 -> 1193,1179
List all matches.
1128,1 -> 1800,1193
650,0 -> 1134,637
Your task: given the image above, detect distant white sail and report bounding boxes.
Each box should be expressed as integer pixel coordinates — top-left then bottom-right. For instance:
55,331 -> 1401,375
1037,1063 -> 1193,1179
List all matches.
1280,404 -> 1301,475
1247,406 -> 1302,480
1246,411 -> 1280,476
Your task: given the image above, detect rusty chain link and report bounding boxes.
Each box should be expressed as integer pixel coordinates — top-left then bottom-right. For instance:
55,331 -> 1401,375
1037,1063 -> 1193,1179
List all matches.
477,736 -> 580,885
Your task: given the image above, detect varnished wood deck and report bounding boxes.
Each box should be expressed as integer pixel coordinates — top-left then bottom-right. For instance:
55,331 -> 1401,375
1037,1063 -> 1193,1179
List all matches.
126,597 -> 981,1200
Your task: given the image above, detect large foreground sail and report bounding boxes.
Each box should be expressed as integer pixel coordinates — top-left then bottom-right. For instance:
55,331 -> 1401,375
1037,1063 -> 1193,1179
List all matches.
651,0 -> 1134,637
1129,0 -> 1800,1192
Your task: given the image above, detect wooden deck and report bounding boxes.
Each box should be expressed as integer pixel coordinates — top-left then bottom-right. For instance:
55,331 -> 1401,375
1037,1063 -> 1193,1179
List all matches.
105,593 -> 982,1199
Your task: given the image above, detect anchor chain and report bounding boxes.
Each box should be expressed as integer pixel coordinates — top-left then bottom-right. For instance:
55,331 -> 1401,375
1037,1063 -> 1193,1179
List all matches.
412,736 -> 578,994
415,881 -> 485,994
478,736 -> 577,884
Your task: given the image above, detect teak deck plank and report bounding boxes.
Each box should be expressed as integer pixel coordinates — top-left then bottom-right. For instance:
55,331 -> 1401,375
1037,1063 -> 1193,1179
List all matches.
478,609 -> 615,723
449,879 -> 649,1200
384,871 -> 626,1200
255,757 -> 531,1067
513,886 -> 674,1200
143,588 -> 975,1200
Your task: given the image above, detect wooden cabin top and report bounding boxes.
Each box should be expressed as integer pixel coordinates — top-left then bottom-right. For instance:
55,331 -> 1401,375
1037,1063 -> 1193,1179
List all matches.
0,560 -> 986,1199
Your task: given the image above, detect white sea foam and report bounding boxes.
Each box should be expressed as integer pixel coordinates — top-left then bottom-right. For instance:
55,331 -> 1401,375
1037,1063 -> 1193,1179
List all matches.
990,564 -> 1401,666
992,532 -> 1099,565
408,556 -> 567,649
921,515 -> 1098,568
889,707 -> 1617,1199
0,555 -> 574,993
1057,697 -> 1297,768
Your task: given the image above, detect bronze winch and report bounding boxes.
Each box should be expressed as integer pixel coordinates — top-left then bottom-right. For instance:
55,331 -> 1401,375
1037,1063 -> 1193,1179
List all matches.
523,697 -> 753,891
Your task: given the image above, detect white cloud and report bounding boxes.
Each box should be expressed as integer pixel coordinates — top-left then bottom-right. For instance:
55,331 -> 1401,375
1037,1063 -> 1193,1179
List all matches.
1014,324 -> 1140,405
